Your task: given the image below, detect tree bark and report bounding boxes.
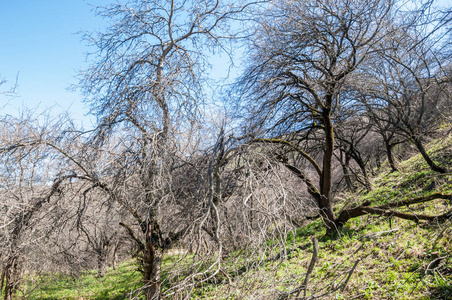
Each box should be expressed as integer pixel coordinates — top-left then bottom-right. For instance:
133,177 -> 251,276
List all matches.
3,256 -> 19,300
320,105 -> 338,234
383,136 -> 398,172
143,243 -> 163,300
142,220 -> 163,300
413,137 -> 448,173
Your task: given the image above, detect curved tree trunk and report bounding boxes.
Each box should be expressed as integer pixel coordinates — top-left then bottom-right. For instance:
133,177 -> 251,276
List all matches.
383,136 -> 398,172
413,137 -> 448,173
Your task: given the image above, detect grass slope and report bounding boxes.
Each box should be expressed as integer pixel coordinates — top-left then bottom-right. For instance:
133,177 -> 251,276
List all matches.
23,261 -> 142,300
21,137 -> 452,299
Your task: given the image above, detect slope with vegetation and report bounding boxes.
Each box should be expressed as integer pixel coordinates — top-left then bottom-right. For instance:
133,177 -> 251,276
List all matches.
16,136 -> 452,299
1,0 -> 452,299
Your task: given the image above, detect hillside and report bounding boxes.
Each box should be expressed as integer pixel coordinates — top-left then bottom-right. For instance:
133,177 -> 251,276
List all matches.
15,136 -> 451,299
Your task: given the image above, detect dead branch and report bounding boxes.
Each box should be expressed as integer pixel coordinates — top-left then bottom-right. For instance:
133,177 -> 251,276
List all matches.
337,193 -> 452,225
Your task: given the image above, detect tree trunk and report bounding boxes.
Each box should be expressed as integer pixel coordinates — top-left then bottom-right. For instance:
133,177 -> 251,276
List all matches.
339,152 -> 355,192
355,157 -> 372,192
142,219 -> 163,300
143,242 -> 163,300
320,105 -> 338,235
342,164 -> 355,192
413,137 -> 447,173
375,155 -> 381,170
97,254 -> 107,278
383,137 -> 398,172
112,241 -> 122,270
3,257 -> 19,300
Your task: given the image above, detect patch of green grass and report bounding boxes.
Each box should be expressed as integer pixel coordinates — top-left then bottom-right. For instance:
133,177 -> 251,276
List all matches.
24,260 -> 143,300
360,141 -> 452,207
429,283 -> 452,299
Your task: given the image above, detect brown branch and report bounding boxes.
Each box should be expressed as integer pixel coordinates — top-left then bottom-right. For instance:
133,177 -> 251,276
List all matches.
378,193 -> 452,209
337,193 -> 452,225
301,237 -> 319,298
254,138 -> 322,177
119,222 -> 145,251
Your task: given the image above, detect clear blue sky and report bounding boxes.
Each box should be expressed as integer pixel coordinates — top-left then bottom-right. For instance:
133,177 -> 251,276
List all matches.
0,0 -> 237,128
0,0 -> 109,127
1,0 -> 449,128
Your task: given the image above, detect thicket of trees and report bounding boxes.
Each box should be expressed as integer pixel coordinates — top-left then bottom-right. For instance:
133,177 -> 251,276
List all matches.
1,0 -> 451,299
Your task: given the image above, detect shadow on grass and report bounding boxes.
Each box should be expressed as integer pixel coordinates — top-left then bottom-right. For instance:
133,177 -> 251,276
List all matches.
428,284 -> 452,299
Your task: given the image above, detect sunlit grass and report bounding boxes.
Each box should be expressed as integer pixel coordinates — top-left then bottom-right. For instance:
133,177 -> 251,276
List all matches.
20,136 -> 452,299
24,260 -> 143,300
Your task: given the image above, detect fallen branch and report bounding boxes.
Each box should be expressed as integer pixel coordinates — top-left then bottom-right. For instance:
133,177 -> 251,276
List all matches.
300,237 -> 319,298
337,193 -> 452,225
378,193 -> 452,209
425,255 -> 449,275
278,237 -> 319,300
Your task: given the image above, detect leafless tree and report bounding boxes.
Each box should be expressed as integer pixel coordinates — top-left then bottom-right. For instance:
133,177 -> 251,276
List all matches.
354,1 -> 452,173
77,1 -> 261,298
238,0 -> 393,234
0,113 -> 87,300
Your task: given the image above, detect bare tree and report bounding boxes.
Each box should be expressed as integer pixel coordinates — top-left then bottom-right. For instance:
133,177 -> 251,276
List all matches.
238,0 -> 393,234
77,1 -> 256,298
354,2 -> 452,173
0,114 -> 85,300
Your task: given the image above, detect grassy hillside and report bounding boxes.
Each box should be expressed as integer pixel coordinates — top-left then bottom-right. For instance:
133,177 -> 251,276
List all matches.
22,261 -> 142,300
20,138 -> 452,299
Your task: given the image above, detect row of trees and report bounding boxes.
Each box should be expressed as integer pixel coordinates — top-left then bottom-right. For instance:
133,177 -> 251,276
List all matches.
1,0 -> 451,299
240,0 -> 452,232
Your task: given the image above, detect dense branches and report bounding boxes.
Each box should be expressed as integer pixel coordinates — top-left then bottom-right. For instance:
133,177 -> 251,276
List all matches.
1,0 -> 452,299
78,1 -> 259,298
239,0 -> 393,233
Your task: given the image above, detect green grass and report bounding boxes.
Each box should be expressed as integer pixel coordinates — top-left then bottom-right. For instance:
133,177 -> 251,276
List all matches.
16,135 -> 452,299
358,136 -> 452,208
23,260 -> 143,300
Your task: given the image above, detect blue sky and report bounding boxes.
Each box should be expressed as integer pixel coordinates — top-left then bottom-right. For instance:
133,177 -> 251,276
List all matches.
1,0 -> 449,128
0,0 -> 109,127
0,0 -> 237,128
